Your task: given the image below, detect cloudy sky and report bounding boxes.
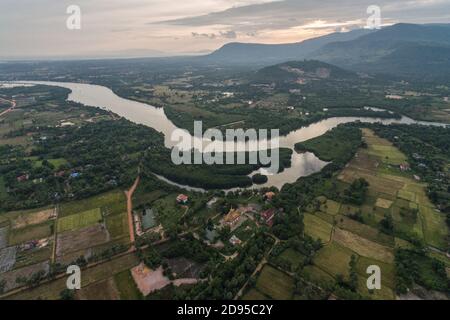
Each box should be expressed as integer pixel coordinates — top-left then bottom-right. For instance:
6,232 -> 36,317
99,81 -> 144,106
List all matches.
1,0 -> 449,59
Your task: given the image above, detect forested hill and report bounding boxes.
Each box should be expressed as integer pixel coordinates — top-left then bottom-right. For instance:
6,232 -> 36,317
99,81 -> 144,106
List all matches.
253,60 -> 358,85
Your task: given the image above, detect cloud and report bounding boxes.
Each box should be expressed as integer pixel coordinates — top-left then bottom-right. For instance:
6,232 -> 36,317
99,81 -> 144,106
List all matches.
157,0 -> 450,32
192,30 -> 237,40
1,0 -> 449,58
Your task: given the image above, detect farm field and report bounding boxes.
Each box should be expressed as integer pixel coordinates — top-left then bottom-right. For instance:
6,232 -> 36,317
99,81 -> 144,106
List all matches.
7,253 -> 139,300
313,242 -> 354,279
255,265 -> 295,300
304,213 -> 333,244
332,228 -> 394,263
59,190 -> 126,217
335,129 -> 448,249
56,224 -> 109,260
301,265 -> 335,286
10,208 -> 56,230
279,249 -> 305,271
105,212 -> 129,239
297,128 -> 449,300
76,278 -> 120,300
57,208 -> 102,233
242,288 -> 269,300
114,270 -> 143,300
8,222 -> 53,245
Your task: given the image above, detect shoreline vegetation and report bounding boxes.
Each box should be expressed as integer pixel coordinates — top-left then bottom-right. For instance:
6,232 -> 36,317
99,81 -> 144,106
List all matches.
294,126 -> 363,165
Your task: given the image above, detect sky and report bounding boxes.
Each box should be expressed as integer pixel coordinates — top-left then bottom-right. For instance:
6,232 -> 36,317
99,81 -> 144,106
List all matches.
1,0 -> 450,59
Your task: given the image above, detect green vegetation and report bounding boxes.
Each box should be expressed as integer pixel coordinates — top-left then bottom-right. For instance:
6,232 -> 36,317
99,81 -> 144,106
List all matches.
255,265 -> 294,300
252,174 -> 268,185
114,270 -> 143,300
370,124 -> 450,248
395,248 -> 449,294
57,208 -> 102,233
60,190 -> 126,217
295,125 -> 362,165
105,212 -> 129,239
144,148 -> 293,190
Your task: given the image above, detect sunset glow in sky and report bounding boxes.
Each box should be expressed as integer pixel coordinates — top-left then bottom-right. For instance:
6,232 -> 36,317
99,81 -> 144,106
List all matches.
1,0 -> 450,59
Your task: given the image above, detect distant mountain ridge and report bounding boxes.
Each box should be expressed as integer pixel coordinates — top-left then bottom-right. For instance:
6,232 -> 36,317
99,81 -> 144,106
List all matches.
313,23 -> 450,66
205,23 -> 450,80
205,29 -> 374,64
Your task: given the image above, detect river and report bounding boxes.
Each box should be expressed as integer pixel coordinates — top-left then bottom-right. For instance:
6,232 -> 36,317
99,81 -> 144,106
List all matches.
3,81 -> 447,192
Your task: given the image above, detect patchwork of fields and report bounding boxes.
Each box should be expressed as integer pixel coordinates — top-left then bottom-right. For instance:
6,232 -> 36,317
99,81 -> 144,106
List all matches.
244,129 -> 448,301
298,128 -> 448,299
0,189 -> 132,299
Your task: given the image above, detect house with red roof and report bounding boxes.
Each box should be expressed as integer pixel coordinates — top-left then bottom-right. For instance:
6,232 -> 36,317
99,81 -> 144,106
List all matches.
176,194 -> 189,204
260,208 -> 276,227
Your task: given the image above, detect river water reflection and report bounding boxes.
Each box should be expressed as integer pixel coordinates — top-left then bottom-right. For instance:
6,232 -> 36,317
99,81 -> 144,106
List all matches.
5,81 -> 447,191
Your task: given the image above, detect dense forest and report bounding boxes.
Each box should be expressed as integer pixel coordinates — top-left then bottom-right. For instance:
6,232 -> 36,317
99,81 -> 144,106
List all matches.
295,125 -> 363,165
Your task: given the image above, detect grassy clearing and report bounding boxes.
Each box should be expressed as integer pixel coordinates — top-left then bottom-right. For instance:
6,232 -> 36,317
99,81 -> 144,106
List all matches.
279,249 -> 305,270
60,190 -> 126,217
397,189 -> 416,202
375,198 -> 393,209
106,212 -> 129,239
11,208 -> 55,229
9,222 -> 54,245
256,265 -> 295,300
32,158 -> 68,169
333,228 -> 394,263
242,288 -> 269,300
57,208 -> 102,233
419,204 -> 448,249
14,245 -> 53,269
314,211 -> 335,224
357,276 -> 396,300
336,215 -> 394,247
313,242 -> 354,279
133,190 -> 167,208
320,199 -> 341,216
362,129 -> 407,166
301,265 -> 335,286
76,278 -> 120,300
304,213 -> 333,244
152,194 -> 185,230
114,270 -> 143,300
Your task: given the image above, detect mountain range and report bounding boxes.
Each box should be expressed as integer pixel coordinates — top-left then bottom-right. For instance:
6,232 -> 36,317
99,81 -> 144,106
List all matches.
205,23 -> 450,81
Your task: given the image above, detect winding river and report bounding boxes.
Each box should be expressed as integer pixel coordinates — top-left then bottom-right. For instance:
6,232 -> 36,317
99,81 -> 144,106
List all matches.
3,81 -> 448,192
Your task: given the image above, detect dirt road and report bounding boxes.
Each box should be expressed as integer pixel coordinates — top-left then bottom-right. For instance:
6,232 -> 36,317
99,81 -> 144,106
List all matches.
125,176 -> 140,248
0,99 -> 16,117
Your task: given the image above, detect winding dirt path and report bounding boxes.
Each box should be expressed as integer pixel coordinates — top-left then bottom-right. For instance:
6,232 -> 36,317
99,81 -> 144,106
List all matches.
125,176 -> 140,249
0,99 -> 16,117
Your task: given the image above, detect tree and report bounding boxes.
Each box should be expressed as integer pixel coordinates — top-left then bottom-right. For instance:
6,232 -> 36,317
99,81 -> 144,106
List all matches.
380,213 -> 394,235
349,255 -> 358,291
60,289 -> 75,300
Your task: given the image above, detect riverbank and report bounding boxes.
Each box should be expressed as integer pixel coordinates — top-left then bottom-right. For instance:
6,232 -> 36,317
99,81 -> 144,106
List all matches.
2,81 -> 447,192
